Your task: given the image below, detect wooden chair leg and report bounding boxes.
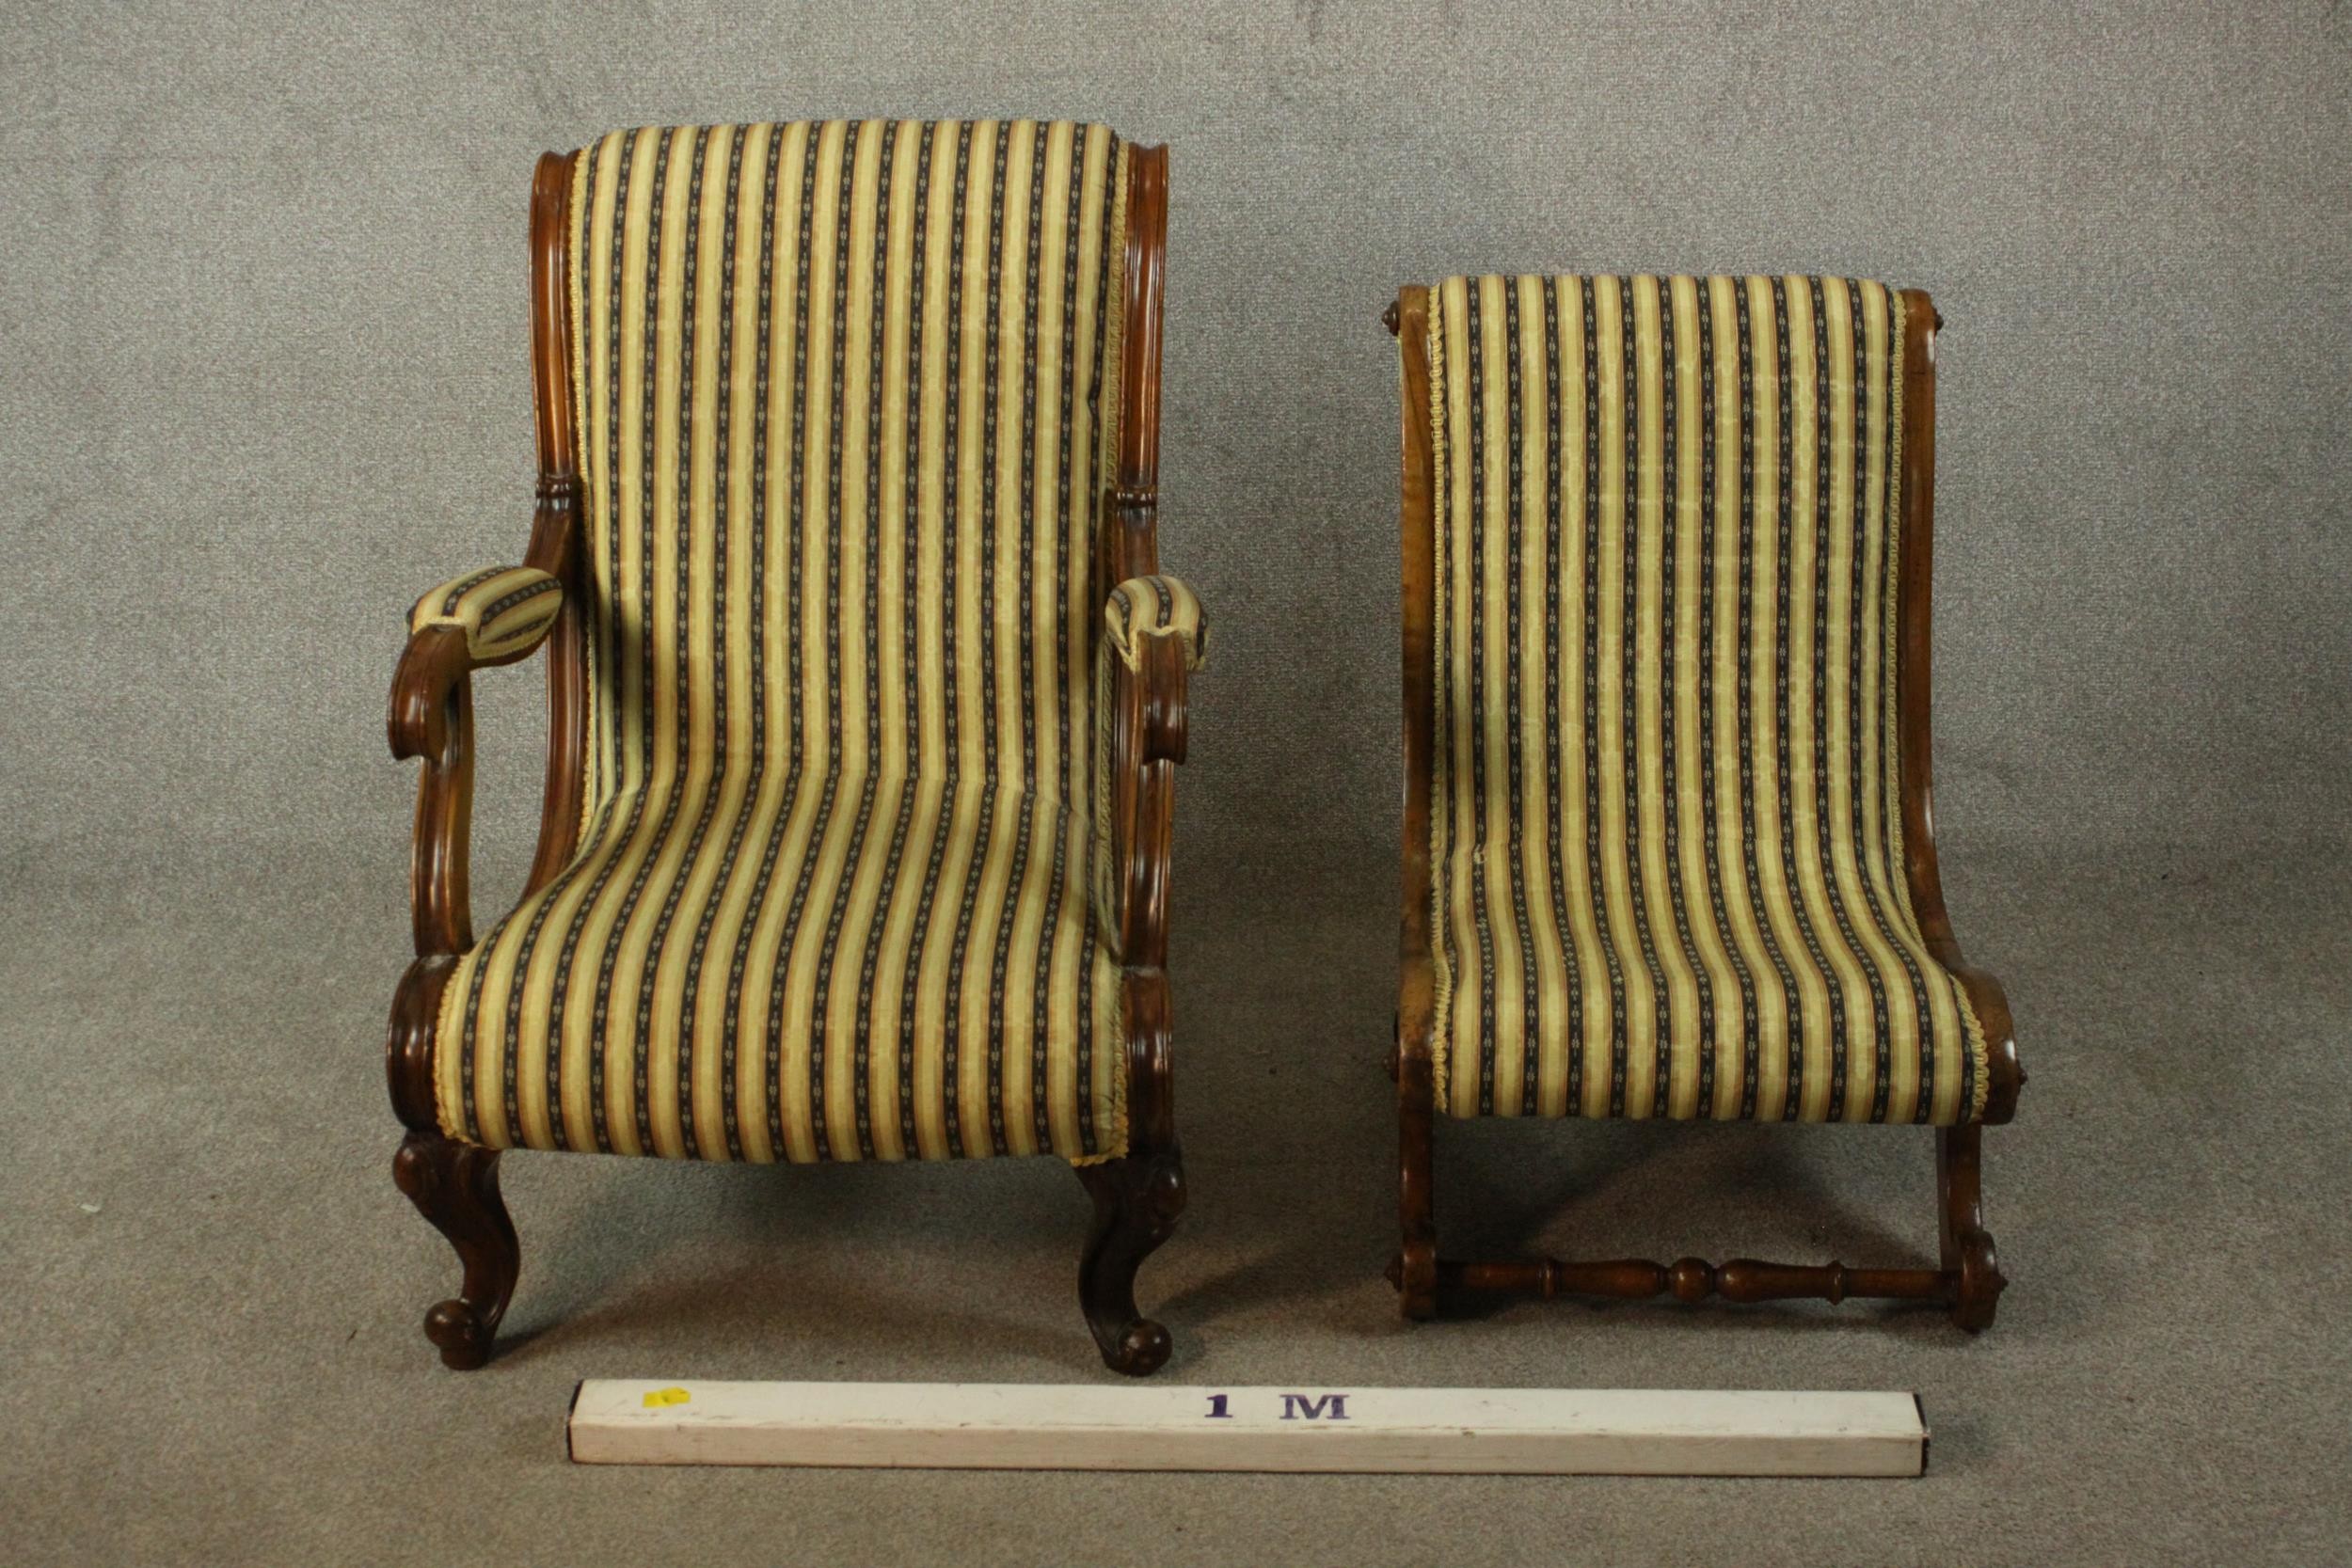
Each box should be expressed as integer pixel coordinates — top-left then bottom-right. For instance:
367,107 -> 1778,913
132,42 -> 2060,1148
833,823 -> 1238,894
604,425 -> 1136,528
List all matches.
391,1132 -> 519,1370
1391,1045 -> 1439,1320
1938,1123 -> 2006,1332
1073,1145 -> 1184,1377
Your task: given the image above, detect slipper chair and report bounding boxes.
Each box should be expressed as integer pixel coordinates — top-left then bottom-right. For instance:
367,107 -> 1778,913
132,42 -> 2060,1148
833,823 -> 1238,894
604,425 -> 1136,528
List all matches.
1389,275 -> 2023,1327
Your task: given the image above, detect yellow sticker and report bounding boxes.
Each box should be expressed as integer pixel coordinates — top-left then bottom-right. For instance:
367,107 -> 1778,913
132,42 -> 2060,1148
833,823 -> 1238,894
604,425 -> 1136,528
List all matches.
642,1386 -> 691,1408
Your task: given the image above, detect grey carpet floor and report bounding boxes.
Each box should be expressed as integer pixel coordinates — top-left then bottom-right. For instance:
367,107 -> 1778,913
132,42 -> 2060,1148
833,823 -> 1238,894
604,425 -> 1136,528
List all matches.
7,840 -> 2346,1565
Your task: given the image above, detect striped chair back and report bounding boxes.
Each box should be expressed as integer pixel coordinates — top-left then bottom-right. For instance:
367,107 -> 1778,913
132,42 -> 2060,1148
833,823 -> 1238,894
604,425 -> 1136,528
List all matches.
1422,275 -> 1987,1126
567,119 -> 1132,813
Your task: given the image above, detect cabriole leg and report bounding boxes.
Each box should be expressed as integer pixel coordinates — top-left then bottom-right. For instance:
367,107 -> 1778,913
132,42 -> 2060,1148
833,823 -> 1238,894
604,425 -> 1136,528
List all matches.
391,1132 -> 519,1370
1074,1146 -> 1184,1376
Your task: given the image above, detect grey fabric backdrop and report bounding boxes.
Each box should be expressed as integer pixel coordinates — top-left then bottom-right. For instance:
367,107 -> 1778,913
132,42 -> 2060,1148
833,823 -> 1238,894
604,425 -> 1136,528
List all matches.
5,3 -> 2347,1563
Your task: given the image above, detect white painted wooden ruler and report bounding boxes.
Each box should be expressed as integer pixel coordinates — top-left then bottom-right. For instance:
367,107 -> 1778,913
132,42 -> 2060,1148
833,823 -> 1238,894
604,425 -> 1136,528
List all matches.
569,1381 -> 1925,1476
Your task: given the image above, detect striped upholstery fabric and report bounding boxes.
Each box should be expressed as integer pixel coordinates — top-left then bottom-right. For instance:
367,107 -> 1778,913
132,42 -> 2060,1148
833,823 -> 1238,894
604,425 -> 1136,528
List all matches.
432,120 -> 1140,1164
1424,274 -> 1987,1126
1103,574 -> 1207,668
411,566 -> 563,661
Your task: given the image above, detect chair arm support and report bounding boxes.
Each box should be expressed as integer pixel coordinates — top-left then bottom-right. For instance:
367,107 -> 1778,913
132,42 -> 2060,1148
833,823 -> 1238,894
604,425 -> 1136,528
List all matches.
389,622 -> 479,958
389,625 -> 470,763
1093,578 -> 1204,968
388,551 -> 573,956
389,566 -> 562,759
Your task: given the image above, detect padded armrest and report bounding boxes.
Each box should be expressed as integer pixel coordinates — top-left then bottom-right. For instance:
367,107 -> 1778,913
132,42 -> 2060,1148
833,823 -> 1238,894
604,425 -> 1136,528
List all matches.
1103,575 -> 1207,672
408,566 -> 564,663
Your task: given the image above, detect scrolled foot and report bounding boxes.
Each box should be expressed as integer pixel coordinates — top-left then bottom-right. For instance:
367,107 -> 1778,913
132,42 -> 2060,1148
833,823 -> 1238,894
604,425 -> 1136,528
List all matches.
1102,1317 -> 1174,1378
1948,1227 -> 2006,1333
423,1298 -> 497,1370
1937,1124 -> 2006,1334
392,1132 -> 519,1370
1391,1243 -> 1438,1321
1074,1145 -> 1185,1376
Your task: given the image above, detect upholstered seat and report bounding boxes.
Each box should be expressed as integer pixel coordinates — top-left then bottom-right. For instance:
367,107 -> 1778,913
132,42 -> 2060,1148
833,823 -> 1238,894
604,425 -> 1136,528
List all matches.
387,120 -> 1203,1372
437,775 -> 1128,1163
1424,274 -> 1985,1127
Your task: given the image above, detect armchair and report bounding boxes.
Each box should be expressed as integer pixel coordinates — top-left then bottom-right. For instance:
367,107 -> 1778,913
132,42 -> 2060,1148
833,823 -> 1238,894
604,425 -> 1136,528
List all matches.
1388,275 -> 2025,1328
385,121 -> 1203,1375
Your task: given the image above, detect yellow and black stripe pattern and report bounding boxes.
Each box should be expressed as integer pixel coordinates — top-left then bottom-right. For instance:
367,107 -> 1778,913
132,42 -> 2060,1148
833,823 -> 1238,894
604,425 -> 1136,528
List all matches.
1102,574 -> 1207,668
434,121 -> 1136,1164
410,566 -> 563,662
1425,275 -> 1986,1126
